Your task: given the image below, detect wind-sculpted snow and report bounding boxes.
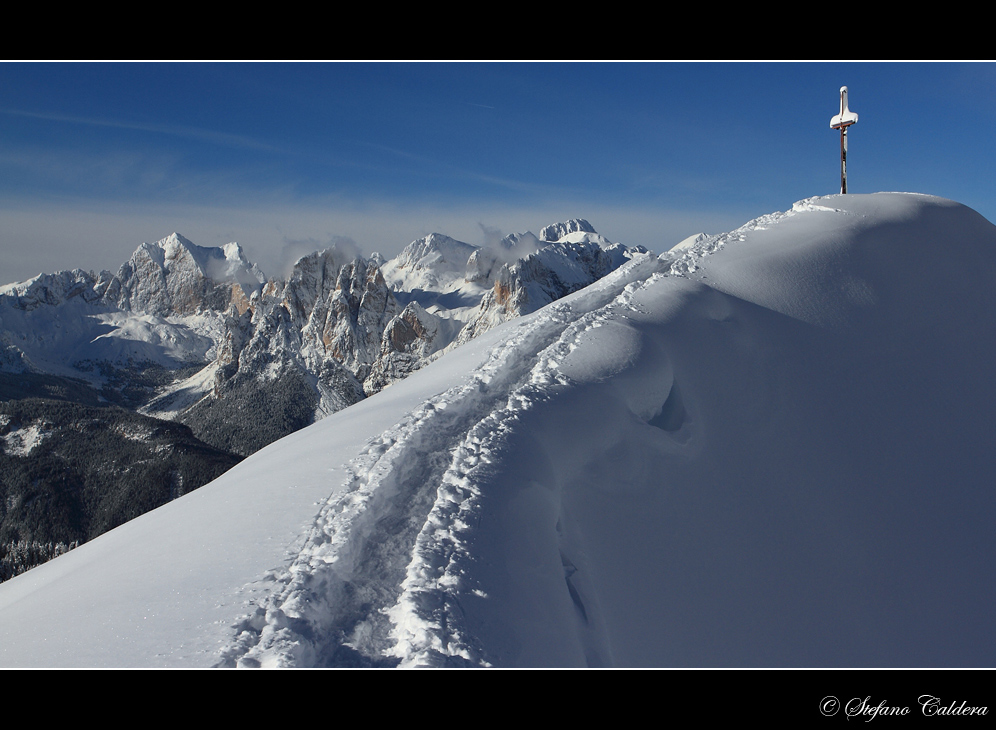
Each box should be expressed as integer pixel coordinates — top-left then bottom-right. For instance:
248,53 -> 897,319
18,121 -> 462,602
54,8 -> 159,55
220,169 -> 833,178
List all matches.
218,253 -> 660,666
385,292 -> 655,666
3,194 -> 995,667
216,202 -> 811,666
214,194 -> 996,667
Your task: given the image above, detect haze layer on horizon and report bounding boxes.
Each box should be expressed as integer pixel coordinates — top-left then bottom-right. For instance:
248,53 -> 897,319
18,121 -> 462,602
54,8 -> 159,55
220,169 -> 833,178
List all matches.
2,61 -> 994,282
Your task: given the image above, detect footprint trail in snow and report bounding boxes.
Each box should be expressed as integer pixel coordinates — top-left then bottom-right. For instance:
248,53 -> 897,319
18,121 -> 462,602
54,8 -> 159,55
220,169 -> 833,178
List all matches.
216,205 -> 806,667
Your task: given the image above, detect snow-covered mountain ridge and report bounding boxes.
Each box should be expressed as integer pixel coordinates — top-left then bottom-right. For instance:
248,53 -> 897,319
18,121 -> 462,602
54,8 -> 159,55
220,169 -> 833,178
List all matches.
2,193 -> 994,667
1,223 -> 643,457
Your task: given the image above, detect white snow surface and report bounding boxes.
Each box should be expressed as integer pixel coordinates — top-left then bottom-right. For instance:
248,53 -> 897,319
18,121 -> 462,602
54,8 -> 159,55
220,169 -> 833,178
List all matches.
2,193 -> 995,667
2,421 -> 52,456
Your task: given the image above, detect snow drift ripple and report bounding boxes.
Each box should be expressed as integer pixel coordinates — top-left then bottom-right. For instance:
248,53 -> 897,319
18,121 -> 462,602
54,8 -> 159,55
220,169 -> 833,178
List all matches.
384,252 -> 717,666
218,254 -> 662,667
216,203 -> 816,667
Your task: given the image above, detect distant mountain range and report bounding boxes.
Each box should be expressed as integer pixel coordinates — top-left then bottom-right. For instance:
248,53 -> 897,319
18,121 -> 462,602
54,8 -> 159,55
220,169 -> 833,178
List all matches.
0,220 -> 647,579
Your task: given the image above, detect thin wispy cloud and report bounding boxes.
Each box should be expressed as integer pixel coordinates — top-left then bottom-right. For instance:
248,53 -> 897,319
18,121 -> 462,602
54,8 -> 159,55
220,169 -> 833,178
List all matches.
1,108 -> 283,153
356,140 -> 569,197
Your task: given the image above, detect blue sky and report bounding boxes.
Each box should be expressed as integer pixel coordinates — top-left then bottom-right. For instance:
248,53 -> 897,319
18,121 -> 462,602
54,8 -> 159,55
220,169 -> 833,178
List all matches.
2,61 -> 995,282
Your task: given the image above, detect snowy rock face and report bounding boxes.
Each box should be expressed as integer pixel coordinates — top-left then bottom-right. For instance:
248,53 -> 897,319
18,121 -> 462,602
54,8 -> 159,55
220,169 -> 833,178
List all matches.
0,237 -> 422,454
0,269 -> 107,312
458,233 -> 648,345
112,233 -> 264,317
464,247 -> 501,285
465,232 -> 543,287
381,233 -> 479,293
366,301 -> 443,393
177,249 -> 403,455
320,258 -> 401,382
539,218 -> 596,242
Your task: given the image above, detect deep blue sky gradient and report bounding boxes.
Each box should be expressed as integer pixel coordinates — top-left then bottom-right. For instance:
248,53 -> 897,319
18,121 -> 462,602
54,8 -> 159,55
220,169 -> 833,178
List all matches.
3,62 -> 995,281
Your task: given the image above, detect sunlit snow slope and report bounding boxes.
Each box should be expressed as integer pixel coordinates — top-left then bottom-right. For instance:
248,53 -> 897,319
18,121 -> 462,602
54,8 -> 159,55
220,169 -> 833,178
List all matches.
2,193 -> 994,667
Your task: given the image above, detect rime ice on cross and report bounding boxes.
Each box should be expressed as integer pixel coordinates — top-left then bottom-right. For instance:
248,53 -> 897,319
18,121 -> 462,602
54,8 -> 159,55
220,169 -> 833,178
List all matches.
830,86 -> 858,194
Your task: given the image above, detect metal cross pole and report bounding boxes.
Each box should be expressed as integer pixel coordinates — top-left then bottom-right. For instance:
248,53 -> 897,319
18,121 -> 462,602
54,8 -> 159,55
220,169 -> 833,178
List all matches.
840,124 -> 849,194
830,86 -> 858,194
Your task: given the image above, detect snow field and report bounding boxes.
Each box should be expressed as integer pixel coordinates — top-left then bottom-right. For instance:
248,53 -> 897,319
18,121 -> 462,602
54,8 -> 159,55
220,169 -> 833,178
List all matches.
219,254 -> 664,666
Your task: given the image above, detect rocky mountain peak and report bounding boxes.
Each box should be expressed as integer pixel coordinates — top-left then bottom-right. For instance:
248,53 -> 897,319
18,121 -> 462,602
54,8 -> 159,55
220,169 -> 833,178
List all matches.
539,219 -> 597,242
112,234 -> 265,317
498,231 -> 541,257
393,233 -> 477,273
384,233 -> 479,293
456,234 -> 647,346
